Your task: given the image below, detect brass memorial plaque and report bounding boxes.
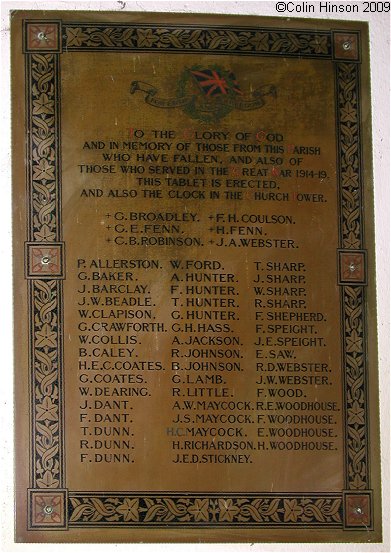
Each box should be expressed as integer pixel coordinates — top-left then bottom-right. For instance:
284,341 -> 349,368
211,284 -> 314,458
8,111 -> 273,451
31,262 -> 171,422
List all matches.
12,11 -> 381,543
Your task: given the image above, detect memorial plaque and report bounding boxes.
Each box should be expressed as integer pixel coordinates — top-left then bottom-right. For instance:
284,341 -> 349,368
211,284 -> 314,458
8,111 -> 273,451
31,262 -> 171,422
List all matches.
12,11 -> 382,543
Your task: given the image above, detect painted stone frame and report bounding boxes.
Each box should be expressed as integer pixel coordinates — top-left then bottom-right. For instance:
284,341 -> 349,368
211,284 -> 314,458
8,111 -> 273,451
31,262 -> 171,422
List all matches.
19,15 -> 378,539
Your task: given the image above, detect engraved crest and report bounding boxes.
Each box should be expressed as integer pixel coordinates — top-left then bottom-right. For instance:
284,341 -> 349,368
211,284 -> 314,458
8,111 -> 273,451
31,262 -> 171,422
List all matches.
130,65 -> 276,123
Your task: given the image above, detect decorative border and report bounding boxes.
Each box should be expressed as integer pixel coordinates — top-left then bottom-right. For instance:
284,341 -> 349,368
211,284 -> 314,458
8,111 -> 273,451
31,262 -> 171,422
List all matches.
68,493 -> 342,527
24,26 -> 66,525
335,60 -> 369,495
23,20 -> 373,532
62,23 -> 332,57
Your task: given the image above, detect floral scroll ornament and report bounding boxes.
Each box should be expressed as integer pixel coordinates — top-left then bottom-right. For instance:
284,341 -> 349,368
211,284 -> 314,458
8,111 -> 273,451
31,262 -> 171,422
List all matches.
63,24 -> 332,57
68,496 -> 342,526
283,498 -> 341,524
69,497 -> 140,523
130,65 -> 276,123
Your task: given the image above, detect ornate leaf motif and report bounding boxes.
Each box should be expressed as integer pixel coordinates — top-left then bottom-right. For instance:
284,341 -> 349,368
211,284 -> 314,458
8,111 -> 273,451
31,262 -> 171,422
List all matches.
63,25 -> 331,57
26,50 -> 63,494
31,280 -> 61,488
337,63 -> 362,249
343,284 -> 368,490
116,498 -> 140,522
336,59 -> 368,492
68,495 -> 342,526
29,54 -> 59,243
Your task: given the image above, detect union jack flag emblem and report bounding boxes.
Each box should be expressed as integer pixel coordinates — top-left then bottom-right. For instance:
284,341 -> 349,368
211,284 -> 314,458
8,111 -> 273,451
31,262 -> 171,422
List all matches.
190,68 -> 242,97
131,64 -> 276,123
